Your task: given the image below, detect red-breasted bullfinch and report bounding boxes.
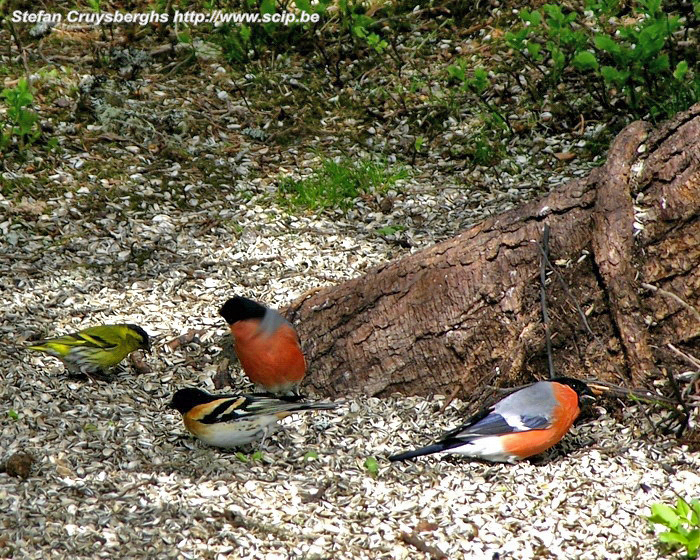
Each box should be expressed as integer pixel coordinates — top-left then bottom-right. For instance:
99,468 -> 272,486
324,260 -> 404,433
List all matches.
389,377 -> 595,463
219,296 -> 306,395
168,387 -> 337,448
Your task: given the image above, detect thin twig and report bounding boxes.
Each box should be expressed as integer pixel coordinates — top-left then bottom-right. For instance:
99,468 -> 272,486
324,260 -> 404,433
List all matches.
584,379 -> 677,406
641,283 -> 700,324
667,343 -> 700,399
668,344 -> 700,370
399,532 -> 448,560
539,225 -> 555,379
662,366 -> 690,437
537,246 -> 595,337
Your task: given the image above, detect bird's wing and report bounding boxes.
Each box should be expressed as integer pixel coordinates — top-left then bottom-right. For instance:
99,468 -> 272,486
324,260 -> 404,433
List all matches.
195,397 -> 250,424
194,394 -> 321,424
446,410 -> 552,440
442,382 -> 558,441
46,329 -> 119,349
256,308 -> 293,337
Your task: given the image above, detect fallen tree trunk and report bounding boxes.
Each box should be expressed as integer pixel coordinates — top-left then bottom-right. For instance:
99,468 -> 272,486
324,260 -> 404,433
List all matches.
287,105 -> 700,399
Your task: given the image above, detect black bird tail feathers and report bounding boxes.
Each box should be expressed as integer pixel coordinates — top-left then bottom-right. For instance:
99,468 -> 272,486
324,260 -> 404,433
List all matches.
389,443 -> 451,462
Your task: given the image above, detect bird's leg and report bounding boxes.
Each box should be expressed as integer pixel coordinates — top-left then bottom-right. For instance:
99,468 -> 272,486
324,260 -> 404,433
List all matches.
259,425 -> 271,449
65,365 -> 92,382
259,422 -> 283,450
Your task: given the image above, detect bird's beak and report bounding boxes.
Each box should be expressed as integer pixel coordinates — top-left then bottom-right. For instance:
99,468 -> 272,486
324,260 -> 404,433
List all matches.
581,394 -> 596,404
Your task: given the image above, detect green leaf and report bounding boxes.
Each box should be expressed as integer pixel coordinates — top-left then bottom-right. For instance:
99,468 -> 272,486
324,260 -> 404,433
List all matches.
364,456 -> 379,476
551,45 -> 565,71
468,67 -> 490,93
250,450 -> 264,461
686,529 -> 700,554
239,25 -> 251,43
235,452 -> 248,462
526,42 -> 541,59
505,28 -> 529,50
572,51 -> 598,70
600,65 -> 629,86
304,451 -> 319,460
520,9 -> 541,26
83,423 -> 98,432
690,499 -> 700,525
447,64 -> 465,82
593,34 -> 620,55
649,53 -> 669,74
673,60 -> 689,81
260,0 -> 275,15
377,225 -> 399,236
352,24 -> 367,39
7,409 -> 19,421
650,503 -> 681,528
677,498 -> 691,518
639,0 -> 662,16
658,531 -> 689,545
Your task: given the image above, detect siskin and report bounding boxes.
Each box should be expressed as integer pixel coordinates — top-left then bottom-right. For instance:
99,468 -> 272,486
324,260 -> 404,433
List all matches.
28,324 -> 151,377
168,387 -> 338,448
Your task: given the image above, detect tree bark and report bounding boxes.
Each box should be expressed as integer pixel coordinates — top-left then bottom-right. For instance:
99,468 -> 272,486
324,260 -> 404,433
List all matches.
287,105 -> 700,399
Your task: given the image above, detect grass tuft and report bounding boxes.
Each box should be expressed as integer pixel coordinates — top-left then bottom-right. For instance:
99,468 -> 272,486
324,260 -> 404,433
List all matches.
277,157 -> 407,211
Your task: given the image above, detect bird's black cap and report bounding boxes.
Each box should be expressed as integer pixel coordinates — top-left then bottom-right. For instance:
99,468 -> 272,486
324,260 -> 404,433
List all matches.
551,377 -> 595,401
168,387 -> 219,413
126,324 -> 151,351
219,296 -> 267,325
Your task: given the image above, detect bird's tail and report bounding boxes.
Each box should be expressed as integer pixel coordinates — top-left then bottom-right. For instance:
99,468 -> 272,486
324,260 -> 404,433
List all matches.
288,401 -> 339,413
388,443 -> 450,462
27,342 -> 57,355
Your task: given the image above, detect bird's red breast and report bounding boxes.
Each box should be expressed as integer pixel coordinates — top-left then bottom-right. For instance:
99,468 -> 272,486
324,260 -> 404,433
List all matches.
500,382 -> 581,459
229,319 -> 306,391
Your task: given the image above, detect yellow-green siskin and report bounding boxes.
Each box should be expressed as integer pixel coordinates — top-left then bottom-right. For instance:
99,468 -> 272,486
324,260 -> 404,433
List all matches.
28,324 -> 151,376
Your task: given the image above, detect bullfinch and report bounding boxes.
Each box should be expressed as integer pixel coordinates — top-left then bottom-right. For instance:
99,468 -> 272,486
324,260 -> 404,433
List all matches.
389,377 -> 595,463
219,296 -> 306,395
168,387 -> 337,448
28,324 -> 150,377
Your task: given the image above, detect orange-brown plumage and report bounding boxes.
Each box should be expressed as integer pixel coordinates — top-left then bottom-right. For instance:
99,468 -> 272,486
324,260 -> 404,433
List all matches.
220,296 -> 307,395
229,319 -> 306,390
500,383 -> 581,459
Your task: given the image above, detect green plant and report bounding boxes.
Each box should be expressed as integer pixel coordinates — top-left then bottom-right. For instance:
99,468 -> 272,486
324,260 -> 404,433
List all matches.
1,78 -> 41,152
217,0 -> 330,63
7,409 -> 19,421
648,497 -> 700,558
505,4 -> 587,96
304,450 -> 319,460
376,225 -> 406,236
504,2 -> 699,121
447,60 -> 511,134
364,456 -> 379,477
250,450 -> 264,461
277,157 -> 407,211
235,450 -> 265,462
